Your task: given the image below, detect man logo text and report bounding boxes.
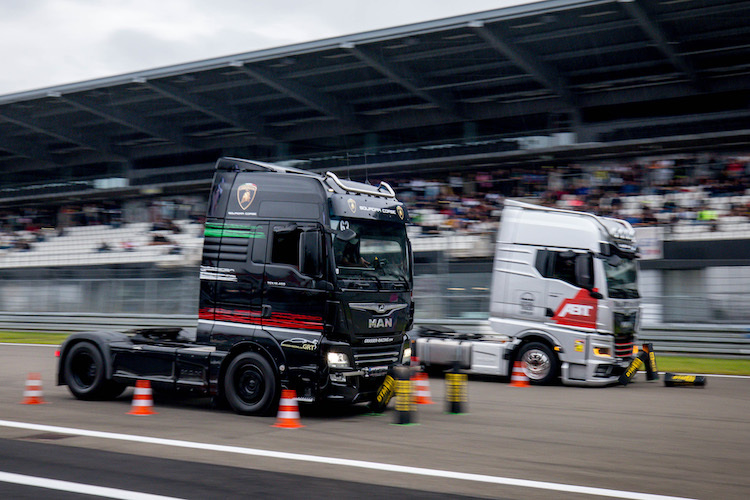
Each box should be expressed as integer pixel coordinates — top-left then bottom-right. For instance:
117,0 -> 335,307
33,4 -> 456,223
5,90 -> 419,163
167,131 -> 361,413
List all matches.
368,318 -> 393,329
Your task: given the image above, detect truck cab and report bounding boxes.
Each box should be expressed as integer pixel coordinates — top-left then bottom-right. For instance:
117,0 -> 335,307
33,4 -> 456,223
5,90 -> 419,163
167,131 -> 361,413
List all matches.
198,158 -> 414,412
490,200 -> 640,385
58,157 -> 413,415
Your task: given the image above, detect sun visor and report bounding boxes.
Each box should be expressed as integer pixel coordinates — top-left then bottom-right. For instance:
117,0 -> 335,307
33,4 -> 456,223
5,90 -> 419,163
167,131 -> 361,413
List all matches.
330,194 -> 408,222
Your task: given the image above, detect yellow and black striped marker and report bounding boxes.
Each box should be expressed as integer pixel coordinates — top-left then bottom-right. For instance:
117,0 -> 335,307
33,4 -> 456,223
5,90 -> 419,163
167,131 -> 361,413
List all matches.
445,372 -> 468,414
393,366 -> 417,425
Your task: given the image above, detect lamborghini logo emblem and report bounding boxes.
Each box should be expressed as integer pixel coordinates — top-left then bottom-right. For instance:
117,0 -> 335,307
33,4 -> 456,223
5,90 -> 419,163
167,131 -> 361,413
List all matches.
237,183 -> 257,210
348,198 -> 357,213
396,206 -> 404,220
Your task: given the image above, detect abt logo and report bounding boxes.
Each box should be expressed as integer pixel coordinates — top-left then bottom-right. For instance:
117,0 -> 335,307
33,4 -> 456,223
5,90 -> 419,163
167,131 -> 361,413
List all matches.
558,304 -> 594,317
552,289 -> 598,329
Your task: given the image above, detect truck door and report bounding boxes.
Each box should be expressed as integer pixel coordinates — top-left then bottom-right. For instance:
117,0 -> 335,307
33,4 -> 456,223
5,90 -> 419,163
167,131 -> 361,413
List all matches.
540,250 -> 598,330
211,221 -> 267,336
261,222 -> 327,361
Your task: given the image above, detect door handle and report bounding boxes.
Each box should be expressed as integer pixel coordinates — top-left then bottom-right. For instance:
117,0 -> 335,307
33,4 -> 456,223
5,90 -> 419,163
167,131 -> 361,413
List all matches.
262,305 -> 272,318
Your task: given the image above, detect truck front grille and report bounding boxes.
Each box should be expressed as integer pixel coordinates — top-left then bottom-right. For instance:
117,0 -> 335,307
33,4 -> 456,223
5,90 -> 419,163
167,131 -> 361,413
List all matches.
614,311 -> 637,359
615,339 -> 635,359
352,345 -> 400,368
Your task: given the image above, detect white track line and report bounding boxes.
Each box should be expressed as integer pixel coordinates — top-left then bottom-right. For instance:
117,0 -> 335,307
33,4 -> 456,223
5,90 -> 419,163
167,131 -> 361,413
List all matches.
0,471 -> 184,499
0,419 -> 694,500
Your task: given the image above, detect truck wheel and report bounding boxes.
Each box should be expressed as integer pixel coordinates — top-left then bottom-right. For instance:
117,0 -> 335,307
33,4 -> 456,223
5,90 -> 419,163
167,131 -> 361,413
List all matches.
518,342 -> 559,385
224,352 -> 278,416
63,342 -> 122,400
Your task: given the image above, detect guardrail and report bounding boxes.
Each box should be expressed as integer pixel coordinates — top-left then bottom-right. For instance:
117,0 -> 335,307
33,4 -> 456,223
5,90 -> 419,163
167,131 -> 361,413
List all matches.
0,312 -> 196,333
415,319 -> 750,357
1,313 -> 749,356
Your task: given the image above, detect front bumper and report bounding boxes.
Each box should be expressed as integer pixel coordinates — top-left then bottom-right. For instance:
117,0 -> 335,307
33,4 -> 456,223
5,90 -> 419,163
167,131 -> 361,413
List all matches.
323,365 -> 391,403
561,357 -> 633,387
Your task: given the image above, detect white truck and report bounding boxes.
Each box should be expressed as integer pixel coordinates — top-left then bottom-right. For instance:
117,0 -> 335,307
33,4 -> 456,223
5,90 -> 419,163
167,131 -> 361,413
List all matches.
415,200 -> 640,386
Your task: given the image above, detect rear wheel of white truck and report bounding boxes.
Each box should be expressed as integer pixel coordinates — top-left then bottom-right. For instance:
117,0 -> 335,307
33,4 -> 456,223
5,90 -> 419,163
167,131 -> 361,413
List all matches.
224,352 -> 278,416
518,342 -> 559,385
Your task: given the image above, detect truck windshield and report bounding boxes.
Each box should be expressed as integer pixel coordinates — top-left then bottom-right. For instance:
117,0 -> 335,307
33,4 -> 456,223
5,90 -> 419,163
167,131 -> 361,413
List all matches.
603,256 -> 640,299
332,219 -> 409,288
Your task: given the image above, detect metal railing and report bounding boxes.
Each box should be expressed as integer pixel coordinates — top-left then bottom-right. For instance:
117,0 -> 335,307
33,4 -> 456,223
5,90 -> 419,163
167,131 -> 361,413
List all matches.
415,319 -> 750,357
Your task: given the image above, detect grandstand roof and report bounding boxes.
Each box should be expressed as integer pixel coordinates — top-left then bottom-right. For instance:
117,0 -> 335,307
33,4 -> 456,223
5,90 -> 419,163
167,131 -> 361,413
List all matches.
1,0 -> 749,203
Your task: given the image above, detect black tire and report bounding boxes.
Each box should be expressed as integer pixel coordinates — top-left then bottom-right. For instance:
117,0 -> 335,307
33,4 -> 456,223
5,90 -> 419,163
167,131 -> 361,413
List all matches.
518,342 -> 559,385
223,352 -> 278,416
63,341 -> 122,400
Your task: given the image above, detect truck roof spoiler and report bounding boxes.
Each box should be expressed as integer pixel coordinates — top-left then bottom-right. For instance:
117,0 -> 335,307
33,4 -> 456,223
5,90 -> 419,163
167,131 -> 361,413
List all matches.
325,171 -> 396,198
504,199 -> 635,241
215,158 -> 396,199
215,157 -> 311,175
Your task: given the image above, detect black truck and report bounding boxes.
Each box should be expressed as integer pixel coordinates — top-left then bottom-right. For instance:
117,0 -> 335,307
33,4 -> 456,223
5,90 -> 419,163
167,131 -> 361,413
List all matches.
57,157 -> 414,415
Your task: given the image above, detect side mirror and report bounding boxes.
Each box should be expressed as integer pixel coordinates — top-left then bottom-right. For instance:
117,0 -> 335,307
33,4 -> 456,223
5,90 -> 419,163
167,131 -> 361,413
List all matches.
574,253 -> 594,290
589,289 -> 604,300
300,230 -> 322,278
335,228 -> 358,242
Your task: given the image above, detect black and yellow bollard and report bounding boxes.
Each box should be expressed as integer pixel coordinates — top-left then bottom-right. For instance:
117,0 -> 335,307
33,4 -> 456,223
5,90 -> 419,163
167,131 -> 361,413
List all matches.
393,366 -> 417,425
445,364 -> 468,414
642,343 -> 659,381
369,370 -> 396,414
664,373 -> 707,387
618,353 -> 644,386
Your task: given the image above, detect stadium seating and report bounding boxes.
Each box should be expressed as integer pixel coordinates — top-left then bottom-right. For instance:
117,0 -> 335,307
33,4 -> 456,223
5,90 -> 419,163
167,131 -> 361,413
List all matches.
0,189 -> 748,268
0,221 -> 204,268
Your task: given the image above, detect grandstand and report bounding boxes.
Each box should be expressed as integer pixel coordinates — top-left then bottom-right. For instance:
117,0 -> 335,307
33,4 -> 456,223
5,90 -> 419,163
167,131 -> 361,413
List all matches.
1,0 -> 749,327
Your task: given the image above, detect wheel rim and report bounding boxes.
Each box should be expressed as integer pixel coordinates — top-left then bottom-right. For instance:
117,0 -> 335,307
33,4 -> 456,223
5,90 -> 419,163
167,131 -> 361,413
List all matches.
522,349 -> 551,380
235,365 -> 265,405
71,351 -> 97,388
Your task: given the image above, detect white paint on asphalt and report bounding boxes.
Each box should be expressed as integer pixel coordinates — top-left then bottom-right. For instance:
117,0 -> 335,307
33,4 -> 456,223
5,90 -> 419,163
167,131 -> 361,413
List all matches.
0,419 -> 696,500
0,471 -> 185,500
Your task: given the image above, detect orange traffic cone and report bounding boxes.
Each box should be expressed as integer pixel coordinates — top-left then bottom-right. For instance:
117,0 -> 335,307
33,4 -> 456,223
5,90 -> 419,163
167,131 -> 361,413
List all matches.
509,361 -> 530,388
128,380 -> 158,415
20,372 -> 47,405
413,371 -> 435,404
272,389 -> 304,428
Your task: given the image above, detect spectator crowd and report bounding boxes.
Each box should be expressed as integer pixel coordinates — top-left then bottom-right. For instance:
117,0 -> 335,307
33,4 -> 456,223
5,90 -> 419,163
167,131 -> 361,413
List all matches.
1,152 -> 749,255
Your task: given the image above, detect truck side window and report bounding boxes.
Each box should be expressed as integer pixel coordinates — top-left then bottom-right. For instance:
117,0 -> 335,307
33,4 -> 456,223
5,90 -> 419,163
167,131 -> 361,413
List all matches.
271,228 -> 301,268
552,252 -> 577,286
537,250 -> 592,289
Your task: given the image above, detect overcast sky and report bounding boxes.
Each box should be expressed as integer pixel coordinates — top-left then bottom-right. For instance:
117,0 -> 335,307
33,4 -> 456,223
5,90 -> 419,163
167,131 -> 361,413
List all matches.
0,0 -> 537,95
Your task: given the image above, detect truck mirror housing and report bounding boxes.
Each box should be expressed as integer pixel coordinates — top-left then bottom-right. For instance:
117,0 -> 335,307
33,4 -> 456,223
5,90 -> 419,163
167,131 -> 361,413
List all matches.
575,253 -> 594,290
335,228 -> 357,242
300,230 -> 323,277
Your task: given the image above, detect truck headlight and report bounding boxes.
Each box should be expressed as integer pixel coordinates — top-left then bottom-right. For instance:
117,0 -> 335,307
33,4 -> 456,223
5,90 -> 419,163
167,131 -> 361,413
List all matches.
593,346 -> 613,358
402,345 -> 412,364
327,351 -> 350,369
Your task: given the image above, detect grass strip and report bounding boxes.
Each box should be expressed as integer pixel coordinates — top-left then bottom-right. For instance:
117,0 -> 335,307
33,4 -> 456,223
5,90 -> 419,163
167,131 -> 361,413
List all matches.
656,355 -> 750,376
0,331 -> 70,345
